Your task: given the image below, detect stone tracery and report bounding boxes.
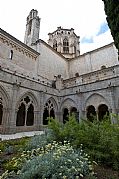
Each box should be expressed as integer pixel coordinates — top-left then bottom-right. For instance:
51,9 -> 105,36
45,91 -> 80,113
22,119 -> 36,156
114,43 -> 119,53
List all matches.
16,96 -> 34,126
43,100 -> 55,125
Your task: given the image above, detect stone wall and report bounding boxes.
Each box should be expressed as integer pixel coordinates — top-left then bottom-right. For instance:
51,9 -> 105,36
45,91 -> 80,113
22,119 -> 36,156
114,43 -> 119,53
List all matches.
69,43 -> 119,78
36,40 -> 69,80
0,29 -> 39,78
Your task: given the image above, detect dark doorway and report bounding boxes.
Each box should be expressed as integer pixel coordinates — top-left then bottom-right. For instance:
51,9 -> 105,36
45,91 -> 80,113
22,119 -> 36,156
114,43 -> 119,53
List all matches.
63,108 -> 69,123
98,104 -> 109,121
87,105 -> 96,122
26,104 -> 34,126
0,103 -> 3,125
50,108 -> 55,119
16,103 -> 25,126
70,107 -> 79,122
43,108 -> 49,125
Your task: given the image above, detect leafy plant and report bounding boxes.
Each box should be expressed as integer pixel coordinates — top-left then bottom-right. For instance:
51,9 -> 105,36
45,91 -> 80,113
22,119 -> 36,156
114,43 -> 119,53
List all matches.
48,115 -> 119,170
102,0 -> 119,55
19,142 -> 94,179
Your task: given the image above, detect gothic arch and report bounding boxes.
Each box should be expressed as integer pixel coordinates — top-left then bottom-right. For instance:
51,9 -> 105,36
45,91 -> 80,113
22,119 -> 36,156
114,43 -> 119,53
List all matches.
85,93 -> 110,111
16,91 -> 38,127
44,97 -> 58,111
63,38 -> 69,53
98,103 -> 109,121
0,85 -> 10,126
86,105 -> 96,122
60,98 -> 78,123
16,91 -> 38,110
0,85 -> 10,107
43,97 -> 58,125
60,98 -> 78,111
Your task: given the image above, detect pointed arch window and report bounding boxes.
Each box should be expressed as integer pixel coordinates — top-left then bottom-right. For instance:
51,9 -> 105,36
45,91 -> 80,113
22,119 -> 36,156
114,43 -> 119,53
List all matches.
63,38 -> 69,53
26,104 -> 34,126
53,40 -> 57,51
98,104 -> 109,121
86,105 -> 96,122
16,103 -> 26,126
16,96 -> 34,126
63,108 -> 69,124
43,100 -> 55,125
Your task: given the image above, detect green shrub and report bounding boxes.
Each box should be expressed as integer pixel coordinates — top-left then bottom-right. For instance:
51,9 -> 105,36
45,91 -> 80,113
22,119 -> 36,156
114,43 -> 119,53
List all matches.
48,115 -> 119,170
48,115 -> 79,144
26,129 -> 55,151
0,137 -> 29,153
1,141 -> 94,179
19,142 -> 94,179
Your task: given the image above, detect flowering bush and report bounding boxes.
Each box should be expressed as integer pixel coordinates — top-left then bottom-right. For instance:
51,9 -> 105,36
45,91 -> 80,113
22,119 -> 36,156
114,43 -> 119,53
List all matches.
48,115 -> 119,170
1,141 -> 94,179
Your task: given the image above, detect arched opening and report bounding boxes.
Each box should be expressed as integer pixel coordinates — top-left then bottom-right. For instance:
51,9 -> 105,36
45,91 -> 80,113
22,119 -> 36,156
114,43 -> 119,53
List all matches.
50,108 -> 55,118
70,107 -> 79,122
43,100 -> 55,125
98,104 -> 109,121
0,103 -> 3,125
87,105 -> 96,122
70,107 -> 77,114
16,103 -> 25,126
43,108 -> 49,125
53,40 -> 57,51
63,38 -> 69,53
63,108 -> 69,124
16,95 -> 35,127
26,104 -> 34,126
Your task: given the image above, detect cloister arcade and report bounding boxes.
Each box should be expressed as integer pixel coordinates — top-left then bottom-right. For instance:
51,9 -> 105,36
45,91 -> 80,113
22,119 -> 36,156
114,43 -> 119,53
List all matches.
0,86 -> 116,134
86,104 -> 109,121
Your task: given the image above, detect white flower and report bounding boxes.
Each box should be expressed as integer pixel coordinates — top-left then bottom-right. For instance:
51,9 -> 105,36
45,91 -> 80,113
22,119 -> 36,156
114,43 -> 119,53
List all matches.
80,173 -> 83,177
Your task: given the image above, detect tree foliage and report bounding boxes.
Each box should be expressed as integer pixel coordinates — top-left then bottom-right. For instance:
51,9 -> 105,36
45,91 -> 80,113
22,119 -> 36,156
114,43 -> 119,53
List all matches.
102,0 -> 119,54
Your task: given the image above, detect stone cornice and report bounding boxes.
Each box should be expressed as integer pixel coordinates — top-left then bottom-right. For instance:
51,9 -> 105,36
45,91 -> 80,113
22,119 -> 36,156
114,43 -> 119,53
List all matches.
0,28 -> 40,60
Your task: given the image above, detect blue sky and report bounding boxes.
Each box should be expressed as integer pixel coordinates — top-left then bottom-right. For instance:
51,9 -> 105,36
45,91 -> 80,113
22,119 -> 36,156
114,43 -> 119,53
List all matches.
0,0 -> 113,54
81,37 -> 94,44
81,22 -> 110,45
97,22 -> 109,36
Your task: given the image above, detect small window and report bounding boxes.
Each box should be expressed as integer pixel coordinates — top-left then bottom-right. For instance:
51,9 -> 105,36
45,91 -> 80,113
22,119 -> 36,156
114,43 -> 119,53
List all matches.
9,50 -> 13,60
63,38 -> 69,53
53,40 -> 57,51
28,20 -> 32,35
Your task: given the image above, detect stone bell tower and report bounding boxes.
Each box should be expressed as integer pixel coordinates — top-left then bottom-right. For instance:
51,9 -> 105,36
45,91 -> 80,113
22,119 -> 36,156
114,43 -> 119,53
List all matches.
48,26 -> 80,59
24,9 -> 40,46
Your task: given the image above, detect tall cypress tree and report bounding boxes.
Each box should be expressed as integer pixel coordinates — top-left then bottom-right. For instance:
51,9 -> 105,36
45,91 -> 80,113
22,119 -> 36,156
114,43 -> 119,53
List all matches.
102,0 -> 119,54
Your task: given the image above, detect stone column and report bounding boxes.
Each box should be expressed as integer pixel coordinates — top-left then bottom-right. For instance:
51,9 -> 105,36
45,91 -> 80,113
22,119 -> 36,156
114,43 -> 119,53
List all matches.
1,107 -> 11,134
107,86 -> 117,123
38,91 -> 45,130
9,83 -> 20,134
55,111 -> 63,122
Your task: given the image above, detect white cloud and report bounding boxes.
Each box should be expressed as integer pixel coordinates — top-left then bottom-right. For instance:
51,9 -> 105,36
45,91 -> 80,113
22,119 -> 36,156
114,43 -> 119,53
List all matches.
80,29 -> 113,54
